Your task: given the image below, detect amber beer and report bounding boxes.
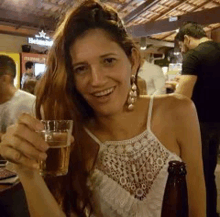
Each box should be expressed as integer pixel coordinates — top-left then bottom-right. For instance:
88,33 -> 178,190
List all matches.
161,161 -> 188,217
38,120 -> 73,176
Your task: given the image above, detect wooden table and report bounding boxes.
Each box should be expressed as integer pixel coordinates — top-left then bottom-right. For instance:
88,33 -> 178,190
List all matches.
0,180 -> 19,191
0,181 -> 30,217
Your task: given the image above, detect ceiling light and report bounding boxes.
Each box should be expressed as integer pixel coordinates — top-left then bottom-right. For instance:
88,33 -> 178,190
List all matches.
140,37 -> 147,51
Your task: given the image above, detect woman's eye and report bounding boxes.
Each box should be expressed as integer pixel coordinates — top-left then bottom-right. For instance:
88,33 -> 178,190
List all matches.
73,65 -> 87,74
103,58 -> 116,66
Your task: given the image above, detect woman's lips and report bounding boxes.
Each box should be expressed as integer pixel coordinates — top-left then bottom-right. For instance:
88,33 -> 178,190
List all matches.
92,86 -> 116,103
93,87 -> 115,97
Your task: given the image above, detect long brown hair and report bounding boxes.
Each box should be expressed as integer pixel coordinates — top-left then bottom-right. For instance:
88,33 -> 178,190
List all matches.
35,0 -> 141,216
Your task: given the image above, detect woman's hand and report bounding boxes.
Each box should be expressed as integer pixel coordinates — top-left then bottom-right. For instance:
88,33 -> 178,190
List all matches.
0,113 -> 49,175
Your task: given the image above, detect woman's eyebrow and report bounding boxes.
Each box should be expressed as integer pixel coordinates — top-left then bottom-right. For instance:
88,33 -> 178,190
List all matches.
72,53 -> 118,67
100,53 -> 118,58
72,61 -> 87,67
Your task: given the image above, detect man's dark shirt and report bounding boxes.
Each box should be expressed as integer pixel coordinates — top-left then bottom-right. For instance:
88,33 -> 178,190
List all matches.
182,41 -> 220,122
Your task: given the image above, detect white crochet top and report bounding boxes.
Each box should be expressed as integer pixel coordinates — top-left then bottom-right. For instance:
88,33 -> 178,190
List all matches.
85,95 -> 181,217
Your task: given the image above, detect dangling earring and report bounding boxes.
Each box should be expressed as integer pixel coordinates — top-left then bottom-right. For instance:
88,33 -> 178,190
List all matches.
127,75 -> 137,111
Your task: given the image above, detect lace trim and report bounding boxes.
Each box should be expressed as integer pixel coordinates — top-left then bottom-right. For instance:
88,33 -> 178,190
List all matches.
102,129 -> 149,145
84,128 -> 150,146
88,154 -> 181,217
95,130 -> 179,200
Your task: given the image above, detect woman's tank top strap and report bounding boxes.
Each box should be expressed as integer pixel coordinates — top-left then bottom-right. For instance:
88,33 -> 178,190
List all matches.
85,95 -> 155,145
147,94 -> 155,130
84,127 -> 102,146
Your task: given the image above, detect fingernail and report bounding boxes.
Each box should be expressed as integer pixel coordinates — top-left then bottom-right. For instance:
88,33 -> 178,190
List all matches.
41,144 -> 49,151
39,153 -> 47,160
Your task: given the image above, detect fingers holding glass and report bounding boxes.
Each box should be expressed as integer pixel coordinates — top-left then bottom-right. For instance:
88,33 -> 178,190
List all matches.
0,145 -> 40,170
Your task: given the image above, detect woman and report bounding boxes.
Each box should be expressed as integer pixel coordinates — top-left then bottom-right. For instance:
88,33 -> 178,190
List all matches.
0,1 -> 205,217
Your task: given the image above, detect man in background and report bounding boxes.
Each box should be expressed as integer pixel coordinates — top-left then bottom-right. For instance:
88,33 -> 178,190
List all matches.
0,55 -> 35,143
138,59 -> 166,95
21,61 -> 35,88
175,21 -> 220,217
22,79 -> 37,95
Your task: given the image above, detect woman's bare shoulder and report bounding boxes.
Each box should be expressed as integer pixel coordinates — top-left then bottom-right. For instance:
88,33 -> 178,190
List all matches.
154,93 -> 194,109
139,93 -> 195,113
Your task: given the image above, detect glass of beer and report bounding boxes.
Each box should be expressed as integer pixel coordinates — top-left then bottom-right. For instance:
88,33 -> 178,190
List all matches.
37,120 -> 73,176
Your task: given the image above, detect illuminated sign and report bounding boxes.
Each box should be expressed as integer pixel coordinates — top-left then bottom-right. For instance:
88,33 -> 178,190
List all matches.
169,16 -> 178,22
28,30 -> 53,47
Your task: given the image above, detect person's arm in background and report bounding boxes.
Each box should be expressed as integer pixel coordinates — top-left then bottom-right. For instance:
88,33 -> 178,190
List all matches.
175,75 -> 197,98
21,74 -> 26,89
175,51 -> 199,98
153,66 -> 166,95
137,76 -> 147,95
173,94 -> 206,217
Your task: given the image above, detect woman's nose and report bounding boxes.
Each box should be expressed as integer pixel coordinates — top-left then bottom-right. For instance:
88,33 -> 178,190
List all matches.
90,66 -> 107,87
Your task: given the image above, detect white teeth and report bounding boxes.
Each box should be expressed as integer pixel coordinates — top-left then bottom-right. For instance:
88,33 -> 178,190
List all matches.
94,87 -> 114,97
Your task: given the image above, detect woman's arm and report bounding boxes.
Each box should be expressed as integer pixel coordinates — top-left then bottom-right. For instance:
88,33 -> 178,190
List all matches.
18,170 -> 67,217
173,94 -> 206,217
0,114 -> 76,217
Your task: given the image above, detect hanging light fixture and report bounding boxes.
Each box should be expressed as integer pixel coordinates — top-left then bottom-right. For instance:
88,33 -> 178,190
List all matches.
140,37 -> 147,50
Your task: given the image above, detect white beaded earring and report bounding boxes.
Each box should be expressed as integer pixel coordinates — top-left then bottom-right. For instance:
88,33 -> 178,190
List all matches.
127,75 -> 137,111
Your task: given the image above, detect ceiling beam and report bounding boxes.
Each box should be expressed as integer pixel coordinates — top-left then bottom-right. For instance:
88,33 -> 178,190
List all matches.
123,0 -> 161,25
153,0 -> 209,21
127,6 -> 220,37
154,0 -> 187,21
0,8 -> 57,30
211,0 -> 220,6
160,0 -> 210,40
101,0 -> 125,5
118,0 -> 134,12
0,24 -> 40,37
143,37 -> 174,47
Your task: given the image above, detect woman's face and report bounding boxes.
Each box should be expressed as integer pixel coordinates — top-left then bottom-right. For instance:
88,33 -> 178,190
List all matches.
70,29 -> 139,117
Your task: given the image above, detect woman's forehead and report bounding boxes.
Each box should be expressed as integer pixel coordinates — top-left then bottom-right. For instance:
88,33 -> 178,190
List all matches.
70,29 -> 125,61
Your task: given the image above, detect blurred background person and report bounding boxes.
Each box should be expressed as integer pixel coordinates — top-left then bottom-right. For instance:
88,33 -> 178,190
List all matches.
138,59 -> 166,95
0,55 -> 35,143
137,76 -> 147,95
21,61 -> 35,88
22,79 -> 37,95
175,21 -> 220,217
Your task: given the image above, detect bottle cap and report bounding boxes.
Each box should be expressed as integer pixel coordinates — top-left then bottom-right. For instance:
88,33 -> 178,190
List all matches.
168,160 -> 187,176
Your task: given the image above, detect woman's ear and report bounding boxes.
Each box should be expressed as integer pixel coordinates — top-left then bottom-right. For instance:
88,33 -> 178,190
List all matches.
130,48 -> 140,76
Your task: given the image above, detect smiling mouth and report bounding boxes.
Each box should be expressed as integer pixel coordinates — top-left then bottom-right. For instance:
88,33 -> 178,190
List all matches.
93,87 -> 115,97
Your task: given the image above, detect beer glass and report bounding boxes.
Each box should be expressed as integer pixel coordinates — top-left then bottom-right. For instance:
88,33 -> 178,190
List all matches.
37,120 -> 73,176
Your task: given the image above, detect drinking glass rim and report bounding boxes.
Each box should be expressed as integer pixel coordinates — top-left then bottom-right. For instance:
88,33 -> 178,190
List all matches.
38,120 -> 73,132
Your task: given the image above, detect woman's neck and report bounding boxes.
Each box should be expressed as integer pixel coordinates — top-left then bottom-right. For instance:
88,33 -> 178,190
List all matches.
88,98 -> 148,141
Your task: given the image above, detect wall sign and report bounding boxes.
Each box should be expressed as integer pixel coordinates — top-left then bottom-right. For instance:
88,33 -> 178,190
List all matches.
169,16 -> 178,22
27,30 -> 53,47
